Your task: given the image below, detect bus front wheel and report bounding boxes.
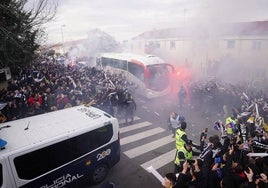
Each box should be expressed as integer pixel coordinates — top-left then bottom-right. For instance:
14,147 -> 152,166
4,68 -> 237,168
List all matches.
90,164 -> 109,184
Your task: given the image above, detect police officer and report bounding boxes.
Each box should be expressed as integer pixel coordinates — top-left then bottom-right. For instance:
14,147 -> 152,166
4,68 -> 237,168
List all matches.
108,91 -> 119,117
123,91 -> 136,125
225,116 -> 237,136
175,121 -> 189,150
174,140 -> 193,173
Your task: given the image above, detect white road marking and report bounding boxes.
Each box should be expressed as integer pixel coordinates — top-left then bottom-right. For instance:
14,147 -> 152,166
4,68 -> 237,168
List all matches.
140,149 -> 176,170
118,116 -> 140,124
124,135 -> 175,158
120,127 -> 165,145
120,121 -> 152,133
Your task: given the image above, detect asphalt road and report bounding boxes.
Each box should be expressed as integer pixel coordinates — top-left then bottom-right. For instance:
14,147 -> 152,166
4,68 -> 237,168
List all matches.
84,93 -> 221,188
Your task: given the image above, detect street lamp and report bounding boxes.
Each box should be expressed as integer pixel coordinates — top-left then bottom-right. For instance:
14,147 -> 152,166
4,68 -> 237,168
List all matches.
61,24 -> 66,54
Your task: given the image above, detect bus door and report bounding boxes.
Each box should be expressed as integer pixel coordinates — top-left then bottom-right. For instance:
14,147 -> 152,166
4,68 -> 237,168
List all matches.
0,156 -> 14,188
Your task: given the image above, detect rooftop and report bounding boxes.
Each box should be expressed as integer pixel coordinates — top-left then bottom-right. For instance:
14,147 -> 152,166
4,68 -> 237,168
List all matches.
134,20 -> 268,39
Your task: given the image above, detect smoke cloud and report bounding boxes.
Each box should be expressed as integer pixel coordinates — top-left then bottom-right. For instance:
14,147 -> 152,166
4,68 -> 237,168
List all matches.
172,0 -> 268,86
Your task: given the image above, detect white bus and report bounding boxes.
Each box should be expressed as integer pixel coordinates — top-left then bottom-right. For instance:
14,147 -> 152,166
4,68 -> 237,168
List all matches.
0,105 -> 120,188
96,53 -> 175,98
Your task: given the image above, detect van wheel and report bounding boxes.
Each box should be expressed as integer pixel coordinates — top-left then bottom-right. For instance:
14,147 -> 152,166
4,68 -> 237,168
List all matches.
90,164 -> 109,184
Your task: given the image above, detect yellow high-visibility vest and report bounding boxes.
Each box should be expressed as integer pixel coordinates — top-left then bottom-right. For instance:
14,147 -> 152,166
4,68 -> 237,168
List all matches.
225,117 -> 237,135
226,124 -> 233,135
225,116 -> 236,125
176,129 -> 186,150
174,146 -> 193,165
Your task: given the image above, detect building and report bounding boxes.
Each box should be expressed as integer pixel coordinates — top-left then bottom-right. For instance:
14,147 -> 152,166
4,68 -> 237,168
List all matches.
131,21 -> 268,81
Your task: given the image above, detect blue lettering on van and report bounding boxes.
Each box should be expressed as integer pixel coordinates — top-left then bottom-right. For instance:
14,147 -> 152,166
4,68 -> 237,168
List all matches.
78,107 -> 101,119
40,173 -> 84,188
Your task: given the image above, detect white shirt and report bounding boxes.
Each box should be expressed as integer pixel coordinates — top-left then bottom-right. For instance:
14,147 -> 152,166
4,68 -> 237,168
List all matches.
169,115 -> 180,129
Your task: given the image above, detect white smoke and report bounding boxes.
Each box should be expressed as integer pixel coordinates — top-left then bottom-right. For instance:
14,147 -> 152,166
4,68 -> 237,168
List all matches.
67,29 -> 119,61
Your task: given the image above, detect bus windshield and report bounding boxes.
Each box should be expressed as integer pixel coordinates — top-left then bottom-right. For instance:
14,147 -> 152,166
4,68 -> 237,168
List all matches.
147,64 -> 173,91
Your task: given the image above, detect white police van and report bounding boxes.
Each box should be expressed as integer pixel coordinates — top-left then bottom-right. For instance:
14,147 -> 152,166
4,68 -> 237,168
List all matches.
0,105 -> 120,187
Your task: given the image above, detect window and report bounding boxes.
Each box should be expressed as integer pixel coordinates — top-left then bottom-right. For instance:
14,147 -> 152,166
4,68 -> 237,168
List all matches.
170,41 -> 176,49
115,60 -> 128,70
147,65 -> 169,91
155,42 -> 160,49
101,57 -> 110,67
227,40 -> 235,49
14,124 -> 113,180
138,42 -> 142,49
252,41 -> 261,50
101,58 -> 127,70
148,41 -> 160,49
128,62 -> 145,81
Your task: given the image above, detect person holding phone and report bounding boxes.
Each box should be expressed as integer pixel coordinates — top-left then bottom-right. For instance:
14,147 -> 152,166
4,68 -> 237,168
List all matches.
174,140 -> 200,174
162,173 -> 176,188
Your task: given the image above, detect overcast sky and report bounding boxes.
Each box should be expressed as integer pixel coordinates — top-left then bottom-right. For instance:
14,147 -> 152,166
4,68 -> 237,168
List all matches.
32,0 -> 268,45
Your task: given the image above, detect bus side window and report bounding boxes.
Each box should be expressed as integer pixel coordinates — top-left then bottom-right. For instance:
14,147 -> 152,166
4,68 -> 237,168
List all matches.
117,60 -> 127,70
96,58 -> 100,65
128,63 -> 144,81
101,57 -> 109,67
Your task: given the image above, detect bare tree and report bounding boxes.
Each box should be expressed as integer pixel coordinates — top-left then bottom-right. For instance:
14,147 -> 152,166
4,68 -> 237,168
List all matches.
25,0 -> 58,26
0,0 -> 58,68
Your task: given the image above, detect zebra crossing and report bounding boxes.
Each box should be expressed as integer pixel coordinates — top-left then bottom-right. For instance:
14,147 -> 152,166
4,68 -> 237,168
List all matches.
118,116 -> 176,171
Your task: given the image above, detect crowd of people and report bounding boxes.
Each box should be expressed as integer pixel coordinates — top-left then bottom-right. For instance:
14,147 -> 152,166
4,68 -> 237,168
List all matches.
1,57 -> 268,188
0,58 -> 137,125
165,80 -> 268,188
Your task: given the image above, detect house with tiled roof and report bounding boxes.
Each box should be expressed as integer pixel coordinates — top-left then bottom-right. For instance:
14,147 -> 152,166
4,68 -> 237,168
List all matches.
131,21 -> 268,78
